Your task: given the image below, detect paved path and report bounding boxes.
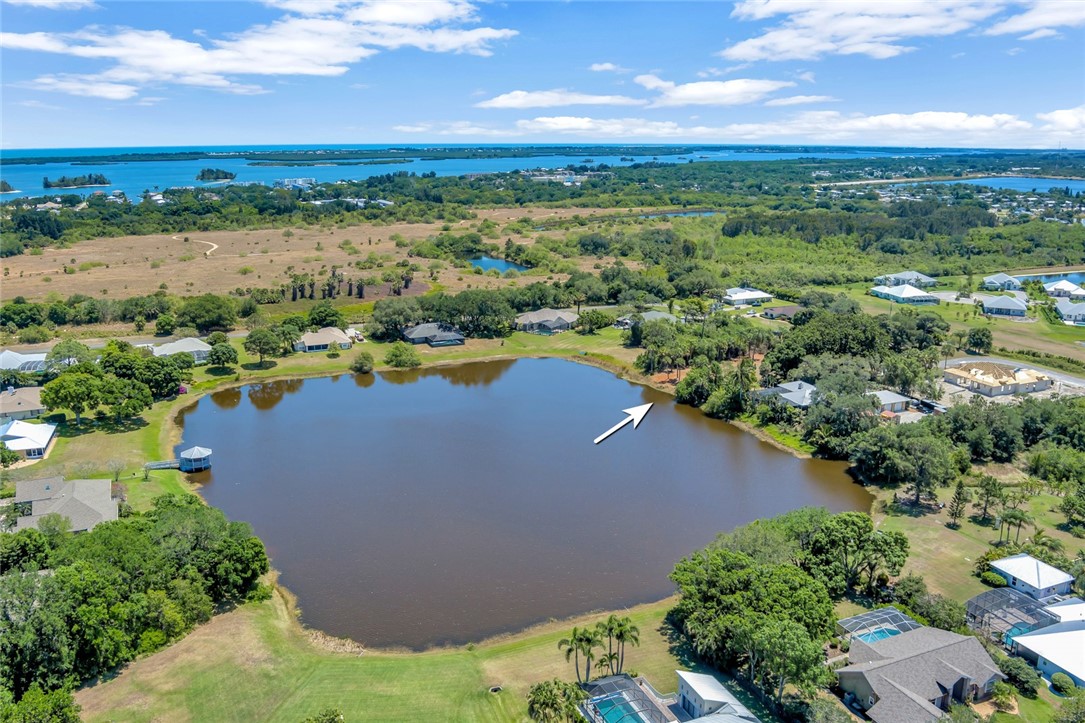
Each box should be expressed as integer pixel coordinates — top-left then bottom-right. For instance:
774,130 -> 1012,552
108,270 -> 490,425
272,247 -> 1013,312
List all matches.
948,356 -> 1085,388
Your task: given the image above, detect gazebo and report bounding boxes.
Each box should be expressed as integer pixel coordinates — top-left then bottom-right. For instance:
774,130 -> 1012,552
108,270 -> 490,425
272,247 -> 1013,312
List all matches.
178,446 -> 213,472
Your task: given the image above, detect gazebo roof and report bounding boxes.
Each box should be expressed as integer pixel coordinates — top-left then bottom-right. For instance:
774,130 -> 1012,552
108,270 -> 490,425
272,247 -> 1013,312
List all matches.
180,446 -> 212,459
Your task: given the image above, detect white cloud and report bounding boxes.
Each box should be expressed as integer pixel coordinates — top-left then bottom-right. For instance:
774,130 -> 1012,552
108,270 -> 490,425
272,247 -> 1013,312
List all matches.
986,0 -> 1085,35
32,74 -> 139,99
392,120 -> 510,136
764,94 -> 837,106
476,89 -> 645,109
1037,104 -> 1085,132
1007,46 -> 1024,54
696,65 -> 749,78
1018,27 -> 1059,39
3,0 -> 95,8
634,74 -> 794,107
0,1 -> 517,100
17,99 -> 62,109
589,62 -> 629,73
796,70 -> 815,83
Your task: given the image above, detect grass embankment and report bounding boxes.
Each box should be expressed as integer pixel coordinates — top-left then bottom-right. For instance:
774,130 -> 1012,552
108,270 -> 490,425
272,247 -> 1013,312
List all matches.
75,590 -> 775,723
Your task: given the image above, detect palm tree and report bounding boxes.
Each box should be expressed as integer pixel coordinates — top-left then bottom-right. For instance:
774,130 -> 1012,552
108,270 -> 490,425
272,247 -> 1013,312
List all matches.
558,627 -> 600,684
1030,529 -> 1065,554
613,617 -> 640,674
527,680 -> 567,722
558,628 -> 586,684
598,616 -> 619,670
597,651 -> 618,677
1000,508 -> 1032,544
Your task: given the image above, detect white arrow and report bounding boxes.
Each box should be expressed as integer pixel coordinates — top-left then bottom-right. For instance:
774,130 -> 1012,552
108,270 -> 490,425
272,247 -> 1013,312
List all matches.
593,403 -> 653,445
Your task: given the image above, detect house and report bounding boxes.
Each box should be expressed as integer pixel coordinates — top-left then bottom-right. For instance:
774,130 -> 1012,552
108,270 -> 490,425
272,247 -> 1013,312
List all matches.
761,304 -> 803,321
402,323 -> 465,347
0,350 -> 47,372
1055,298 -> 1085,324
1012,621 -> 1085,687
294,327 -> 352,353
0,386 -> 45,422
153,337 -> 212,363
514,308 -> 579,334
1043,279 -> 1085,299
869,390 -> 911,413
870,284 -> 938,305
1044,597 -> 1085,623
990,553 -> 1073,600
981,296 -> 1028,317
874,270 -> 937,288
755,380 -> 817,409
13,477 -> 118,533
983,273 -> 1023,291
721,287 -> 772,306
676,671 -> 759,721
837,626 -> 1004,722
943,362 -> 1052,397
615,310 -> 679,329
0,419 -> 56,460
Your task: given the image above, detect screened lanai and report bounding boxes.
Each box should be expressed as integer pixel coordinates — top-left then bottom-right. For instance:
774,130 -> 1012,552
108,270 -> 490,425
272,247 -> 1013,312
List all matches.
836,606 -> 923,644
966,587 -> 1059,645
581,675 -> 669,723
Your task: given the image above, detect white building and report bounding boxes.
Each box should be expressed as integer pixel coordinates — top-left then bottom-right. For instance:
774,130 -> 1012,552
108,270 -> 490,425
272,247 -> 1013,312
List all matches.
1055,298 -> 1085,324
1043,279 -> 1085,299
1045,598 -> 1085,623
0,350 -> 47,372
982,273 -> 1023,291
874,270 -> 937,288
0,419 -> 56,460
676,671 -> 759,721
981,296 -> 1028,317
870,284 -> 938,305
1013,621 -> 1085,687
153,337 -> 212,363
294,327 -> 352,353
990,553 -> 1073,601
722,287 -> 772,306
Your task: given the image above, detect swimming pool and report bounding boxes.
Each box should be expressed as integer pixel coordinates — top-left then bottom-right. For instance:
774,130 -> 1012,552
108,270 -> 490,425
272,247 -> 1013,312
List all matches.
856,627 -> 902,644
594,694 -> 651,723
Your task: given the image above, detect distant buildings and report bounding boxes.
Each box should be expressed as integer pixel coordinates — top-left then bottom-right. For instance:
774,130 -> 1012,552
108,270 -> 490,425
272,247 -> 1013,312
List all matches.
13,477 -> 118,533
515,309 -> 579,334
981,295 -> 1028,317
869,390 -> 911,414
870,284 -> 938,305
294,327 -> 353,353
152,337 -> 212,363
1043,279 -> 1085,299
721,287 -> 772,306
874,270 -> 937,288
761,304 -> 803,321
983,273 -> 1023,291
273,178 -> 316,190
614,310 -> 679,329
1055,298 -> 1085,324
943,362 -> 1052,397
402,323 -> 465,347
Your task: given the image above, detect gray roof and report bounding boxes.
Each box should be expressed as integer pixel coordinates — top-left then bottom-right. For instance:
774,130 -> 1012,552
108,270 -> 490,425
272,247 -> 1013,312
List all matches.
870,390 -> 911,406
982,296 -> 1027,312
876,270 -> 936,284
180,445 -> 212,459
983,273 -> 1020,285
515,308 -> 579,325
620,310 -> 679,323
0,386 -> 44,416
403,322 -> 464,341
14,478 -> 118,533
1056,298 -> 1085,316
840,627 -> 1004,723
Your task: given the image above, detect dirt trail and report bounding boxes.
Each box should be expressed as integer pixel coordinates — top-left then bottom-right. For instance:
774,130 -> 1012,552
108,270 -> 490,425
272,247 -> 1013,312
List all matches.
172,234 -> 218,257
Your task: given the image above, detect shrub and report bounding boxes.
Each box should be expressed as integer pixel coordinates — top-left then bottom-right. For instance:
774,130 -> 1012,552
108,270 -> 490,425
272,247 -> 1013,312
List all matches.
350,350 -> 375,374
992,681 -> 1016,711
999,655 -> 1042,698
1052,672 -> 1076,695
384,341 -> 421,369
981,571 -> 1008,588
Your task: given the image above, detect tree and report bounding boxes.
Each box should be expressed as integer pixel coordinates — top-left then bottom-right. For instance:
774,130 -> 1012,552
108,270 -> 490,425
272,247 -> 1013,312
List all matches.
576,309 -> 613,334
308,301 -> 345,330
977,475 -> 1005,522
100,375 -> 153,420
805,511 -> 909,597
1,442 -> 20,469
155,313 -> 176,336
44,338 -> 93,372
948,480 -> 969,528
998,655 -> 1042,698
244,328 -> 280,366
350,351 -> 375,374
41,373 -> 102,422
301,708 -> 344,723
755,618 -> 829,704
384,341 -> 421,369
613,616 -> 640,674
177,294 -> 237,333
1055,693 -> 1085,723
557,626 -> 600,684
527,679 -> 585,722
805,698 -> 853,723
967,326 -> 993,354
0,684 -> 81,723
208,343 -> 238,369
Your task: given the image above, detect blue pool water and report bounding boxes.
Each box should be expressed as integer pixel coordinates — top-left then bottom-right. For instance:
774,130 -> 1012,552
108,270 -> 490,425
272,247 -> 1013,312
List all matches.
856,627 -> 902,644
469,256 -> 529,272
595,695 -> 649,723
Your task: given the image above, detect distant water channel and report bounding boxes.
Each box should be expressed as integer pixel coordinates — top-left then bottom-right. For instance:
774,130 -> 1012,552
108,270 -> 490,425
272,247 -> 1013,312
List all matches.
920,176 -> 1085,193
177,359 -> 869,649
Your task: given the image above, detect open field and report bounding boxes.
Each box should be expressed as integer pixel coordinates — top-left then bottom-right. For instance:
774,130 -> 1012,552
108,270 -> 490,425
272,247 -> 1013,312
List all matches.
0,206 -> 627,301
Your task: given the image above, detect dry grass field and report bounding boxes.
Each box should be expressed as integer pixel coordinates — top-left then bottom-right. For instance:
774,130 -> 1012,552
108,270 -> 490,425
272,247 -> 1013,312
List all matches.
0,206 -> 629,301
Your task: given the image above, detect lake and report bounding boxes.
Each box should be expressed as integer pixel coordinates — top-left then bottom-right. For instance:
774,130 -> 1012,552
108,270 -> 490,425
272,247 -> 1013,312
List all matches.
640,210 -> 723,219
924,176 -> 1085,193
2,144 -> 933,200
468,255 -> 529,273
176,358 -> 870,649
1016,270 -> 1085,286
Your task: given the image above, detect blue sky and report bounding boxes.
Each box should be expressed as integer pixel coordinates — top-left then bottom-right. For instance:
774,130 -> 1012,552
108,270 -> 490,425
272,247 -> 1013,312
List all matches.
1,0 -> 1083,148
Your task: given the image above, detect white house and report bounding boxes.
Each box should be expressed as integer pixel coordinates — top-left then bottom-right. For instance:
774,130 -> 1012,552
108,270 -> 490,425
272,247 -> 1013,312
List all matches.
1043,279 -> 1085,299
722,287 -> 772,306
1055,298 -> 1085,324
1045,598 -> 1085,623
981,296 -> 1028,317
0,350 -> 47,372
153,337 -> 212,363
870,284 -> 938,305
983,273 -> 1023,291
294,327 -> 353,353
869,390 -> 911,413
756,380 -> 817,409
676,671 -> 759,721
990,553 -> 1073,600
1012,621 -> 1085,687
874,270 -> 937,288
0,419 -> 56,460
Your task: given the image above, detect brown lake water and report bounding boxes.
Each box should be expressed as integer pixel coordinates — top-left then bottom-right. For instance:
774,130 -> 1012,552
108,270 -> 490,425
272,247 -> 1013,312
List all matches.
177,358 -> 870,649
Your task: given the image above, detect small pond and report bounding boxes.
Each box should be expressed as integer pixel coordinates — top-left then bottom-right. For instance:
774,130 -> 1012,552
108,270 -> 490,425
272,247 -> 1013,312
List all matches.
177,358 -> 869,649
468,255 -> 529,272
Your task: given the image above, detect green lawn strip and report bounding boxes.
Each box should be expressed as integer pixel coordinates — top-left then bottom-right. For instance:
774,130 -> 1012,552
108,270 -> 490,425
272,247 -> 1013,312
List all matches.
990,691 -> 1058,723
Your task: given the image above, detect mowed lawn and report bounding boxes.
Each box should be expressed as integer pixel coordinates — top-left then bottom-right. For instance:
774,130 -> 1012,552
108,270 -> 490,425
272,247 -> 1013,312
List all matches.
75,591 -> 776,723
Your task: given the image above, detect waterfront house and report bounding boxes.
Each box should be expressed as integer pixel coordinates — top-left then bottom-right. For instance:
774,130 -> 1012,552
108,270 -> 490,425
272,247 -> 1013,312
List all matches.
873,270 -> 937,288
0,419 -> 56,460
615,310 -> 679,329
514,308 -> 579,334
869,284 -> 938,305
755,380 -> 817,409
294,327 -> 352,353
0,386 -> 45,422
837,626 -> 1004,722
1012,621 -> 1085,687
13,477 -> 118,533
721,287 -> 772,306
981,295 -> 1028,317
402,322 -> 465,347
1055,298 -> 1085,324
869,390 -> 911,413
761,304 -> 803,321
1043,279 -> 1085,299
153,337 -> 212,363
943,362 -> 1051,397
676,671 -> 759,721
983,273 -> 1023,291
990,553 -> 1073,601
